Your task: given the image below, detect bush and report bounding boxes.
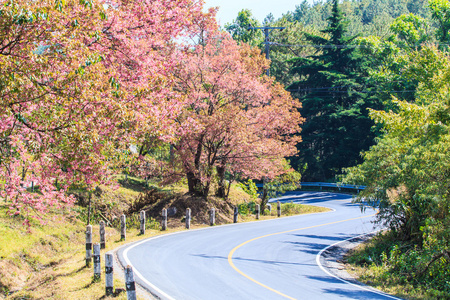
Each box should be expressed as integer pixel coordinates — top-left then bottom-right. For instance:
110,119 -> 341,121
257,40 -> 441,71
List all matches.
238,201 -> 257,216
347,231 -> 450,298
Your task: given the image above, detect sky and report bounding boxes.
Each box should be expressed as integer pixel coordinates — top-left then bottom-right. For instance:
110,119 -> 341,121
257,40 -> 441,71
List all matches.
203,0 -> 301,26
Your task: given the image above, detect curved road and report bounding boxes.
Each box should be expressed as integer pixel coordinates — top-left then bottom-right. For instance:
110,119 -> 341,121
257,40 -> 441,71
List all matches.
117,192 -> 398,300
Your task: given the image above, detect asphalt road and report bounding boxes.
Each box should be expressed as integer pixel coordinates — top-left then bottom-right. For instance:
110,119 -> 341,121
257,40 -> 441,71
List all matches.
117,192 -> 400,300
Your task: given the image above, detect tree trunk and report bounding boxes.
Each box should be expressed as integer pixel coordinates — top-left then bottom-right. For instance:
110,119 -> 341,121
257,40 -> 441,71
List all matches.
216,164 -> 226,198
187,135 -> 206,197
187,171 -> 204,197
261,177 -> 269,215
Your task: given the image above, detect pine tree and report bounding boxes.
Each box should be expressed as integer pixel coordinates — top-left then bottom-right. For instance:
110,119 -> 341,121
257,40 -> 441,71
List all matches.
289,0 -> 379,181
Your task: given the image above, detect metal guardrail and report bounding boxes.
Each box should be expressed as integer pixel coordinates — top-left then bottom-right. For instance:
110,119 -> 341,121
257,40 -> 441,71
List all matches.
255,182 -> 365,191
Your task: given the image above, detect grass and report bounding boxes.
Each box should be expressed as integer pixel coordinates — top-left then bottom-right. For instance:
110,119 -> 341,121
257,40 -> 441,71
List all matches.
238,201 -> 329,222
344,232 -> 450,300
0,179 -> 328,300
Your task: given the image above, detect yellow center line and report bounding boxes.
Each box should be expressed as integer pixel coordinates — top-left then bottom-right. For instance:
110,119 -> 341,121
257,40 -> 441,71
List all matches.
227,213 -> 376,300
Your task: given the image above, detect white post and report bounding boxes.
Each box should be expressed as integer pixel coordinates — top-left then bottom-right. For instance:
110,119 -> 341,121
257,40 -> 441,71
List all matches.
121,214 -> 126,240
161,209 -> 167,231
125,266 -> 137,300
233,206 -> 238,223
210,208 -> 215,226
277,201 -> 281,217
99,221 -> 106,249
186,208 -> 191,229
105,253 -> 114,295
93,243 -> 101,280
86,225 -> 92,267
267,204 -> 272,215
140,211 -> 146,235
256,204 -> 260,219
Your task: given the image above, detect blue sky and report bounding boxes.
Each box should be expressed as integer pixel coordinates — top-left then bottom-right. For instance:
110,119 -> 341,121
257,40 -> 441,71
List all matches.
203,0 -> 302,26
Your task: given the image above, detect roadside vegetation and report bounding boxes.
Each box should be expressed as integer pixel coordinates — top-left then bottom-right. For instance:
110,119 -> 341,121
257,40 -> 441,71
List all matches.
345,231 -> 450,299
0,175 -> 327,299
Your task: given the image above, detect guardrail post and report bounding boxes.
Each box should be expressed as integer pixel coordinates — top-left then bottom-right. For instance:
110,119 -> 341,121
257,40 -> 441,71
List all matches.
105,253 -> 114,295
256,204 -> 260,219
86,225 -> 92,267
267,204 -> 272,214
93,243 -> 101,281
120,214 -> 126,240
125,265 -> 137,300
140,211 -> 146,235
161,209 -> 167,231
99,221 -> 106,249
277,201 -> 281,217
233,206 -> 238,223
210,208 -> 215,226
186,208 -> 191,229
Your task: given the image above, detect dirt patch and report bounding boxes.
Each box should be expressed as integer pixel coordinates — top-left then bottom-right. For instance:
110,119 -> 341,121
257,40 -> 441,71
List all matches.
0,260 -> 30,295
129,190 -> 239,227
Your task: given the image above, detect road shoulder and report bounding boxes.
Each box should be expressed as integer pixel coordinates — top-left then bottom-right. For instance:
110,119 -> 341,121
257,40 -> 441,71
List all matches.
317,232 -> 403,300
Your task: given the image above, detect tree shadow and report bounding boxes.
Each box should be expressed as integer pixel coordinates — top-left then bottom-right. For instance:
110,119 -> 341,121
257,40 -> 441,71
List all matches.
191,253 -> 316,267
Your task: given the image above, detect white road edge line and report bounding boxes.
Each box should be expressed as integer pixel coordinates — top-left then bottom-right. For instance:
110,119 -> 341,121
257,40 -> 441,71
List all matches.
315,231 -> 403,300
123,231 -> 179,300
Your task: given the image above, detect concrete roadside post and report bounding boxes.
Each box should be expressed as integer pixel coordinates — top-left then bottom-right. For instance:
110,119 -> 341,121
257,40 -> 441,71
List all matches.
277,201 -> 281,217
161,209 -> 167,231
93,243 -> 101,281
86,225 -> 92,267
125,265 -> 137,300
99,221 -> 106,249
105,253 -> 114,296
233,206 -> 238,223
140,211 -> 145,235
256,204 -> 260,219
120,214 -> 126,240
186,208 -> 191,229
267,204 -> 272,215
210,208 -> 215,226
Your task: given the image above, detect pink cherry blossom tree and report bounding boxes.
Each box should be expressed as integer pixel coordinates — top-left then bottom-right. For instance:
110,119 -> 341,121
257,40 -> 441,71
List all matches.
169,32 -> 303,198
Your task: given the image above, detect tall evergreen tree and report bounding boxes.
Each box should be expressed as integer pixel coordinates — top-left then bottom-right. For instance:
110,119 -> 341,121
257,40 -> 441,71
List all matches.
289,0 -> 379,181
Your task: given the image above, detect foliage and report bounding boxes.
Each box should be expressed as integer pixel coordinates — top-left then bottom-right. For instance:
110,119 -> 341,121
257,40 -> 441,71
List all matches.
289,0 -> 380,181
0,0 -> 214,223
0,0 -> 116,223
347,232 -> 450,298
260,166 -> 302,213
169,32 -> 302,198
343,45 -> 450,293
264,17 -> 324,87
225,9 -> 264,46
390,13 -> 430,46
429,0 -> 450,44
238,179 -> 259,201
237,201 -> 257,216
289,0 -> 431,37
281,202 -> 307,216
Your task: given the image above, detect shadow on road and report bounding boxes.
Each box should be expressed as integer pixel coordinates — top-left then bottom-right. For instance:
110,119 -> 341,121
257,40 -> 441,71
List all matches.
191,253 -> 316,267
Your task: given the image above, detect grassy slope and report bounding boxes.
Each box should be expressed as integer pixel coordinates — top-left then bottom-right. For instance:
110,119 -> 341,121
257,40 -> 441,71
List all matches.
0,179 -> 328,300
344,233 -> 450,300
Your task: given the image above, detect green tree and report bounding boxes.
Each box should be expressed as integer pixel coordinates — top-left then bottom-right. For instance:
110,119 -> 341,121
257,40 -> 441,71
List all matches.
390,13 -> 429,46
342,46 -> 450,292
260,169 -> 302,214
289,0 -> 378,181
225,9 -> 263,46
429,0 -> 450,45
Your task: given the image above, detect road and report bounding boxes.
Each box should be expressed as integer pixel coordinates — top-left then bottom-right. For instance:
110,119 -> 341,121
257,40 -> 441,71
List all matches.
117,192 -> 400,300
